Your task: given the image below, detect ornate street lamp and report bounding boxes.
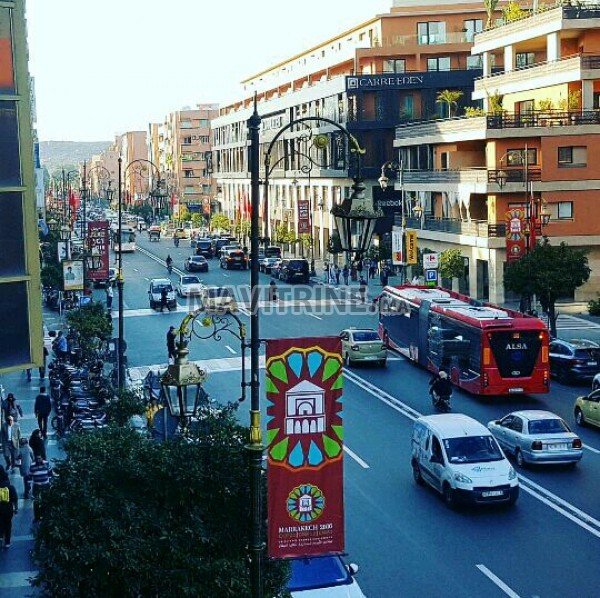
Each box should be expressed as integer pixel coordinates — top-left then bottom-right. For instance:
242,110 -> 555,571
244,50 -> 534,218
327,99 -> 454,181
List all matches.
540,199 -> 551,226
150,180 -> 168,221
47,218 -> 59,234
59,225 -> 71,242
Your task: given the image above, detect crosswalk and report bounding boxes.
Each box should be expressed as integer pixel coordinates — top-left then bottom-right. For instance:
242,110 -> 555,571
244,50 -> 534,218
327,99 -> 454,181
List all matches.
538,313 -> 600,331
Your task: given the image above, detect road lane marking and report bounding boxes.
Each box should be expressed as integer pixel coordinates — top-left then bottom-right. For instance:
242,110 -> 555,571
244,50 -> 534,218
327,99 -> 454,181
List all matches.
226,345 -> 236,354
344,445 -> 369,469
476,565 -> 521,598
133,268 -> 139,272
308,313 -> 323,320
583,444 -> 600,454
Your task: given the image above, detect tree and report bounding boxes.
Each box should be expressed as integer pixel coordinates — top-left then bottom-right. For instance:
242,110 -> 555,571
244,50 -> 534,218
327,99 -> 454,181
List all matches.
66,302 -> 112,361
504,239 -> 591,337
210,213 -> 231,233
32,412 -> 290,597
190,213 -> 203,229
436,90 -> 463,118
438,249 -> 464,287
484,0 -> 500,28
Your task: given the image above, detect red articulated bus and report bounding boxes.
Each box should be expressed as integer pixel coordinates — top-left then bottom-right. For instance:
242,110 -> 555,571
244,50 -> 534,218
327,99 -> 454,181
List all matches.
377,285 -> 550,396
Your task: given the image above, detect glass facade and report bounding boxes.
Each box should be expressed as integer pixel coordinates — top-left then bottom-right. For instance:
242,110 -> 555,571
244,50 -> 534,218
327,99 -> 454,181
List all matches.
0,101 -> 21,185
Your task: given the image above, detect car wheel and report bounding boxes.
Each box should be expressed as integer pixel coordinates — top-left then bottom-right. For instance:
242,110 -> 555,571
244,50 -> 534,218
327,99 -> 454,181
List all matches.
575,408 -> 586,426
344,354 -> 353,368
412,461 -> 424,485
515,448 -> 527,468
443,483 -> 456,509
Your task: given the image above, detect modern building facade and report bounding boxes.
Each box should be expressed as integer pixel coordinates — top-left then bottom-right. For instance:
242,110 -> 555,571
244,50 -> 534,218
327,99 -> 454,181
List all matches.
211,0 -> 506,260
0,0 -> 43,373
393,3 -> 600,303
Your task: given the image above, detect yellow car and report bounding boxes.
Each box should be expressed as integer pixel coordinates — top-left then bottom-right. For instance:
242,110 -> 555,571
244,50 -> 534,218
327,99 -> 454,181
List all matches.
574,389 -> 600,429
199,286 -> 238,313
340,328 -> 387,368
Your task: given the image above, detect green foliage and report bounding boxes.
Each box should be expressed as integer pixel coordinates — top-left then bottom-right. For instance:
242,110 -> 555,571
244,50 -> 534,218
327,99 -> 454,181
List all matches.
537,98 -> 554,111
274,223 -> 297,245
487,91 -> 504,115
233,220 -> 251,238
210,213 -> 231,232
66,302 -> 112,361
298,233 -> 312,250
438,249 -> 464,281
190,213 -> 204,229
31,418 -> 290,597
464,106 -> 486,117
41,263 -> 63,289
588,298 -> 600,316
558,90 -> 581,111
504,239 -> 591,337
436,90 -> 463,118
129,204 -> 153,222
105,389 -> 145,426
503,0 -> 529,23
484,0 -> 500,27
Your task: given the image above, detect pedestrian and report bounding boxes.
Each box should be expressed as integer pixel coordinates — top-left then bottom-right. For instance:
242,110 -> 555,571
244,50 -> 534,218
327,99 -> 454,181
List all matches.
358,276 -> 368,304
106,284 -> 114,310
160,287 -> 169,312
329,266 -> 336,285
356,260 -> 363,276
29,430 -> 46,460
2,394 -> 23,423
39,346 -> 49,379
342,264 -> 349,285
369,261 -> 377,280
34,386 -> 52,440
18,437 -> 33,499
26,368 -> 32,382
0,467 -> 18,548
269,279 -> 278,301
30,454 -> 52,523
323,263 -> 329,284
167,326 -> 177,363
335,265 -> 341,285
0,416 -> 21,471
380,267 -> 389,287
52,331 -> 68,360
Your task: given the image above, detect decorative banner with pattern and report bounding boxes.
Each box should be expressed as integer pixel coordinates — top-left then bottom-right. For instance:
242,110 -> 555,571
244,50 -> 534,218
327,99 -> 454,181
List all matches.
505,208 -> 526,263
266,337 -> 344,559
297,200 -> 311,235
86,221 -> 110,281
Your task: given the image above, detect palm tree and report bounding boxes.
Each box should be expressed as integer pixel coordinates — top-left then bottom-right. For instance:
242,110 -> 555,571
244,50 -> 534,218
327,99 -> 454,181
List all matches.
436,90 -> 464,118
484,0 -> 500,29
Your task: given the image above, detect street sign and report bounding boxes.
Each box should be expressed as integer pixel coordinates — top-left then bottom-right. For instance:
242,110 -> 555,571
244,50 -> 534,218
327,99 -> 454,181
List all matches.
426,269 -> 438,282
406,230 -> 417,264
423,252 -> 439,270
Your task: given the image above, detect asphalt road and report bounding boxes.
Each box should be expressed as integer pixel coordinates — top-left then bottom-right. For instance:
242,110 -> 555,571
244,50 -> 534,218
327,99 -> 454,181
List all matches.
121,235 -> 600,598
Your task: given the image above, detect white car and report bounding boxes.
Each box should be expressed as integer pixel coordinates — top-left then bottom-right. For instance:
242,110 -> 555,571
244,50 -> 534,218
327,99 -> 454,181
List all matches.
288,555 -> 365,597
592,372 -> 600,390
176,274 -> 203,298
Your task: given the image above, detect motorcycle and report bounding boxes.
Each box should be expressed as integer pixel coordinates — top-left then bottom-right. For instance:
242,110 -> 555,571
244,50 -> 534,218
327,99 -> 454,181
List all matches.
167,263 -> 173,275
431,390 -> 451,412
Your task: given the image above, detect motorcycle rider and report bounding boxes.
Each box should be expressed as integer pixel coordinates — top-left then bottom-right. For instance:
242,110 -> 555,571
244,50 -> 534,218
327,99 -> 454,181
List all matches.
429,370 -> 452,410
166,254 -> 173,274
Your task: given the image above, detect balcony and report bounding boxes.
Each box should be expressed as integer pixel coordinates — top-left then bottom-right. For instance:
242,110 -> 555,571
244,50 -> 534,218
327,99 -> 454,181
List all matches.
406,216 -> 506,238
403,169 -> 488,185
487,109 -> 600,129
488,169 -> 541,185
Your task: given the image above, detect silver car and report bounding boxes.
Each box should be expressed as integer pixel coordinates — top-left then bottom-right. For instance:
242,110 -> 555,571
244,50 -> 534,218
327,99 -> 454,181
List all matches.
488,410 -> 583,467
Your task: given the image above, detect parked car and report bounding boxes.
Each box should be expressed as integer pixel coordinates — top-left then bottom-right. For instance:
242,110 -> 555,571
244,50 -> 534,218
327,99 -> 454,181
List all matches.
184,255 -> 209,273
574,388 -> 600,428
176,274 -> 203,298
195,239 -> 214,258
269,259 -> 284,279
340,328 -> 387,367
259,256 -> 280,273
288,555 -> 365,597
488,410 -> 583,467
592,372 -> 600,390
264,245 -> 282,259
220,249 -> 248,270
549,338 -> 600,384
199,286 -> 237,312
148,278 -> 176,310
278,258 -> 310,283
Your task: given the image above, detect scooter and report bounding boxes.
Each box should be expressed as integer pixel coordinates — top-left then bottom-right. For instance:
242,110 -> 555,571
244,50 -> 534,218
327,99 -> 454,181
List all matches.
431,390 -> 452,412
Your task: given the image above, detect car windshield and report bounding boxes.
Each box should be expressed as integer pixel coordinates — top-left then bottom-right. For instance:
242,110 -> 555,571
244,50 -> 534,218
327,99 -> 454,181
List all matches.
206,288 -> 231,298
352,331 -> 380,342
444,435 -> 504,463
152,283 -> 172,292
182,277 -> 200,285
574,348 -> 599,359
288,556 -> 351,592
528,418 -> 570,434
191,257 -> 205,262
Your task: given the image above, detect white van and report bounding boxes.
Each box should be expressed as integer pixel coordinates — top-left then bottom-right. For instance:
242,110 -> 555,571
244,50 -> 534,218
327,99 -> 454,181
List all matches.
411,414 -> 519,508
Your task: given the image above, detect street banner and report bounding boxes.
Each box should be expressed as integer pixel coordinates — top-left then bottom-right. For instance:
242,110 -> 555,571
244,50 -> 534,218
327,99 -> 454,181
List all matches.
87,221 -> 110,281
297,200 -> 310,235
505,208 -> 526,262
391,227 -> 403,265
62,259 -> 84,291
406,230 -> 417,264
266,336 -> 345,559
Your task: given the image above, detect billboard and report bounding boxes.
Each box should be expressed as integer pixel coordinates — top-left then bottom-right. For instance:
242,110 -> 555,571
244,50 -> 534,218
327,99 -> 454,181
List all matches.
62,260 -> 84,291
87,221 -> 110,281
505,208 -> 527,263
266,337 -> 345,559
297,200 -> 310,235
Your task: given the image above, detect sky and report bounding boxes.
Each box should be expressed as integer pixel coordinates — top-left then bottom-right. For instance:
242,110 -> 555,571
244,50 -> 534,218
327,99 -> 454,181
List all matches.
26,0 -> 392,142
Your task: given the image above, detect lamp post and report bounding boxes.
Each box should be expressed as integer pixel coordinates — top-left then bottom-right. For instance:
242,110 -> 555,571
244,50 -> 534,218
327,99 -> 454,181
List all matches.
62,169 -> 80,228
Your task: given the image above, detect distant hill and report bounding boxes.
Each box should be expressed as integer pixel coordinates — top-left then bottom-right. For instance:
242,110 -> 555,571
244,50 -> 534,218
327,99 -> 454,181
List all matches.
39,141 -> 112,173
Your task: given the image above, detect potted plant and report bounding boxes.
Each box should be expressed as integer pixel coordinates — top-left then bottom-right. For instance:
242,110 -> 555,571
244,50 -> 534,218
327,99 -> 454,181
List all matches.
537,98 -> 554,126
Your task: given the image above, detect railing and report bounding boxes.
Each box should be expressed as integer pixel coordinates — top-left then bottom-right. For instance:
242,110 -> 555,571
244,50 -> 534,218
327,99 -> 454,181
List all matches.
406,216 -> 506,238
395,116 -> 486,139
487,110 -> 600,129
403,168 -> 489,184
488,169 -> 541,184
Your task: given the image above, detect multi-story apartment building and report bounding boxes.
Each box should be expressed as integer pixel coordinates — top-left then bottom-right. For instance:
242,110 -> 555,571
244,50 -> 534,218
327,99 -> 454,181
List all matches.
88,149 -> 118,200
212,0 -> 506,259
0,0 -> 43,373
392,3 -> 600,303
150,104 -> 218,221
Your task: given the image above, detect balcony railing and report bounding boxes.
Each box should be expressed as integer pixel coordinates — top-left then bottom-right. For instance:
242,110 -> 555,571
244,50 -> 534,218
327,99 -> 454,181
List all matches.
405,216 -> 506,238
488,169 -> 541,185
487,110 -> 600,129
403,168 -> 489,184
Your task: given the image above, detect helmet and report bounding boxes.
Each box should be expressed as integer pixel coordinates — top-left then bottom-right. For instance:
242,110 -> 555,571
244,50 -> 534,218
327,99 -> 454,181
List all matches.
439,371 -> 448,379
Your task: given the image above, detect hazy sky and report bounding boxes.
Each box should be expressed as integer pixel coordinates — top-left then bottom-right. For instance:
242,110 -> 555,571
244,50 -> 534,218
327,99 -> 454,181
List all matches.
26,0 -> 391,142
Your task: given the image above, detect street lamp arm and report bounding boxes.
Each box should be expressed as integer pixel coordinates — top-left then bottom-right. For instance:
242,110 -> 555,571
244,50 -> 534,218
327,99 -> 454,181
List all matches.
123,158 -> 162,180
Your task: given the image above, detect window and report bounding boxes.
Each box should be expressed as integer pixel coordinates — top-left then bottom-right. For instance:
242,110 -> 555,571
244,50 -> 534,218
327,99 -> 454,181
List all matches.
180,120 -> 192,129
463,19 -> 483,42
558,146 -> 587,167
418,21 -> 446,45
383,59 -> 405,73
184,170 -> 194,178
557,201 -> 573,219
198,119 -> 210,127
182,136 -> 192,145
507,148 -> 537,165
199,135 -> 210,143
466,55 -> 483,69
515,100 -> 534,114
427,57 -> 451,71
184,186 -> 195,195
516,52 -> 535,68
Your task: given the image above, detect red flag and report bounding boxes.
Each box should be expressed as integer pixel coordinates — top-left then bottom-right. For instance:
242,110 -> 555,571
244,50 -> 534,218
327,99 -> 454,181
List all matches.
170,192 -> 177,208
243,192 -> 252,218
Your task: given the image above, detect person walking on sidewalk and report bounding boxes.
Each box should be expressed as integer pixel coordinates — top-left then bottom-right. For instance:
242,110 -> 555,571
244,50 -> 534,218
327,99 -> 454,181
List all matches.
2,393 -> 23,423
29,429 -> 46,460
1,416 -> 21,471
342,264 -> 349,286
358,276 -> 368,304
0,467 -> 18,548
39,346 -> 49,380
34,386 -> 52,440
167,326 -> 177,363
30,455 -> 52,523
334,265 -> 341,286
18,437 -> 33,499
106,284 -> 114,310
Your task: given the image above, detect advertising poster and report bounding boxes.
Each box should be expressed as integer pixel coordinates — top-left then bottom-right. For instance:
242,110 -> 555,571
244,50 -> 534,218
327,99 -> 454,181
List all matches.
57,241 -> 71,262
505,208 -> 526,263
63,260 -> 84,291
391,227 -> 403,265
297,200 -> 311,235
266,336 -> 345,559
406,230 -> 418,264
86,221 -> 110,281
